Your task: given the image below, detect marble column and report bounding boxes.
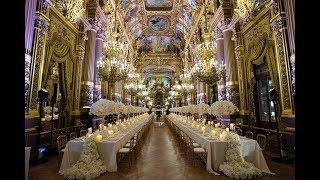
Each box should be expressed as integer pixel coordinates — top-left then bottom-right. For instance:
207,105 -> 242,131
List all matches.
205,83 -> 211,104
214,27 -> 226,101
25,0 -> 37,108
93,29 -> 104,102
27,0 -> 51,114
284,0 -> 295,95
222,20 -> 240,107
81,20 -> 97,107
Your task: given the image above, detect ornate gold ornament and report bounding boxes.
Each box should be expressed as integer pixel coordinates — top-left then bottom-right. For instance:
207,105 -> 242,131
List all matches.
54,0 -> 85,23
234,0 -> 257,20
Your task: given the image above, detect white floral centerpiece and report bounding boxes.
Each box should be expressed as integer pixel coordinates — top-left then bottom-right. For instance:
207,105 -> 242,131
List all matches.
195,103 -> 211,116
44,106 -> 59,121
211,101 -> 238,128
64,134 -> 107,179
210,101 -> 239,116
89,99 -> 113,117
117,102 -> 127,115
219,132 -> 262,179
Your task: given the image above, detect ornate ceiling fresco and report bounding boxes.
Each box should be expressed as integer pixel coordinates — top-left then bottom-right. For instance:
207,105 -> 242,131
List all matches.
104,0 -> 205,82
145,0 -> 173,11
118,0 -> 202,55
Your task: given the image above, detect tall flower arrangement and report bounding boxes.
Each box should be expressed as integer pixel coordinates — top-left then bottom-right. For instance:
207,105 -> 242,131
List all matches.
219,132 -> 262,179
211,101 -> 239,116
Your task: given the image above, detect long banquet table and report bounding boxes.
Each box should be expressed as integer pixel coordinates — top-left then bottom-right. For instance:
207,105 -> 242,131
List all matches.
167,114 -> 273,175
59,113 -> 154,174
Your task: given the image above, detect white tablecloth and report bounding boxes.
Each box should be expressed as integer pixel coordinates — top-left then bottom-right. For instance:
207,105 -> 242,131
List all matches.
167,114 -> 273,175
25,147 -> 31,180
59,113 -> 154,174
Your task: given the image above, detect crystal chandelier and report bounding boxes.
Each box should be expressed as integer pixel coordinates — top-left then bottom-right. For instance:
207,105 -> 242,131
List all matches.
179,72 -> 195,95
191,32 -> 225,84
97,11 -> 129,83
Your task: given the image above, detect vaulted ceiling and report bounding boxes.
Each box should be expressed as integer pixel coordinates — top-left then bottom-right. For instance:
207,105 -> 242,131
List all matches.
118,0 -> 201,55
102,0 -> 215,83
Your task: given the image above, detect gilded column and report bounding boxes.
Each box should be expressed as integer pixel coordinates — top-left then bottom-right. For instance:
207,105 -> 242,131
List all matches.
222,19 -> 240,107
270,0 -> 294,117
214,27 -> 226,101
233,29 -> 248,116
81,19 -> 98,107
93,29 -> 104,102
72,23 -> 86,113
27,0 -> 51,114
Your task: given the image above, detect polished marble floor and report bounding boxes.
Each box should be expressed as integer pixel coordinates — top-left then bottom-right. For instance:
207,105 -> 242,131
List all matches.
29,119 -> 294,180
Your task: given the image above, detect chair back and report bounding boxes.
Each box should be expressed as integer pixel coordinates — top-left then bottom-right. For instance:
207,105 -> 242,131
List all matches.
80,129 -> 87,137
245,131 -> 254,139
236,128 -> 242,136
69,132 -> 77,140
57,135 -> 67,152
257,134 -> 267,149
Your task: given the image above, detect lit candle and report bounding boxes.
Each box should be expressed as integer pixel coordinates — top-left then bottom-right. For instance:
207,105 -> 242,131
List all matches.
88,128 -> 92,134
211,129 -> 216,137
214,123 -> 219,128
95,134 -> 102,142
99,124 -> 103,130
230,123 -> 235,131
201,126 -> 206,134
219,133 -> 224,140
103,126 -> 107,130
108,130 -> 114,137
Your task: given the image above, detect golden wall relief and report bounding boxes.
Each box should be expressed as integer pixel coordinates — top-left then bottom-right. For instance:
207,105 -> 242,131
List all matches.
39,8 -> 79,124
241,13 -> 280,119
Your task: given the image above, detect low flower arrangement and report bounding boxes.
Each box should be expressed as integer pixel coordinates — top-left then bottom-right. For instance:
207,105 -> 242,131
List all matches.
44,106 -> 58,114
211,101 -> 239,116
219,132 -> 262,179
64,134 -> 107,180
195,103 -> 211,116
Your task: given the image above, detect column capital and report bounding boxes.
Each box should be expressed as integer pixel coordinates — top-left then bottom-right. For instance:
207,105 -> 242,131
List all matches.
213,27 -> 224,40
87,18 -> 100,31
218,18 -> 232,32
34,16 -> 49,36
271,16 -> 287,35
96,29 -> 105,40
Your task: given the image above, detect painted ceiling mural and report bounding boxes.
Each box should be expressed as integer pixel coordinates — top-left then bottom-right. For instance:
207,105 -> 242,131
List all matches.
119,0 -> 201,55
145,0 -> 173,11
140,36 -> 174,53
149,16 -> 169,31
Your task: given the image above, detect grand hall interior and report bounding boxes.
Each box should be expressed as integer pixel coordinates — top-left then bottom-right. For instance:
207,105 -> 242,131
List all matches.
24,0 -> 295,179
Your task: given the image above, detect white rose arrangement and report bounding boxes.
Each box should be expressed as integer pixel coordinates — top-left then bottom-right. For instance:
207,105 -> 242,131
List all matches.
219,132 -> 262,179
211,101 -> 239,116
64,134 -> 107,179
